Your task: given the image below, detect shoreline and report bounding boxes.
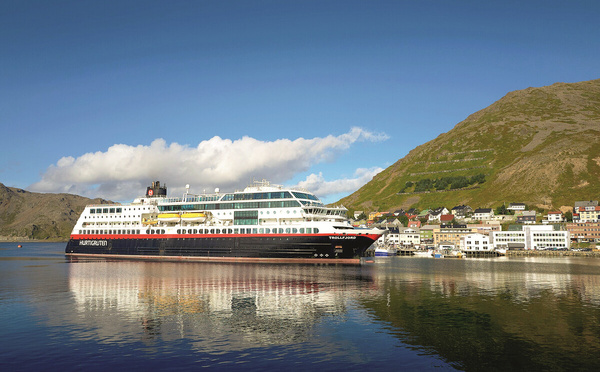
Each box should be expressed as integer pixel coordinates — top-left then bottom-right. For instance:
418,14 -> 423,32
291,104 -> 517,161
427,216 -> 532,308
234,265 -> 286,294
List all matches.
506,250 -> 600,258
0,237 -> 68,243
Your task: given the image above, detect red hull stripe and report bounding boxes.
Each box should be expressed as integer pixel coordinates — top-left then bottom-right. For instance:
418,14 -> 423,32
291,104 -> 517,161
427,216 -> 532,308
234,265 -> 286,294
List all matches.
65,252 -> 361,264
70,233 -> 381,241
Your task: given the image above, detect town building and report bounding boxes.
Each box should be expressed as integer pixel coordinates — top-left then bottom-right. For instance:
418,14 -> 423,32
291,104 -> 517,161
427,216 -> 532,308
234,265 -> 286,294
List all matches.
461,233 -> 493,252
545,211 -> 564,223
440,214 -> 455,225
573,201 -> 599,222
428,207 -> 449,222
433,225 -> 477,247
473,208 -> 494,221
467,222 -> 502,235
419,225 -> 437,246
408,220 -> 421,229
398,227 -> 421,247
492,225 -> 569,250
451,205 -> 473,219
517,210 -> 537,224
566,222 -> 600,243
508,203 -> 526,212
576,206 -> 600,223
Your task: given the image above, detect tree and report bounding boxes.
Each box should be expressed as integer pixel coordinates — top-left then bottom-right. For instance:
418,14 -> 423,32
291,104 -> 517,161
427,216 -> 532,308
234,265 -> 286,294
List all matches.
355,212 -> 367,221
565,211 -> 573,222
495,204 -> 508,215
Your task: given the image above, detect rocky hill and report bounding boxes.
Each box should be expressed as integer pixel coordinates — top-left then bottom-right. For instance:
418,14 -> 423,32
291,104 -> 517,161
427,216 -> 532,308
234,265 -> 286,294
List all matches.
0,183 -> 110,241
339,79 -> 600,213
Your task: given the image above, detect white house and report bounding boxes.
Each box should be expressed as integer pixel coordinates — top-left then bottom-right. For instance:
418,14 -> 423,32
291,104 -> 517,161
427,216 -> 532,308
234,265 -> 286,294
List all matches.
473,208 -> 494,221
546,211 -> 564,223
461,233 -> 493,252
385,228 -> 421,247
508,203 -> 526,212
398,228 -> 421,247
428,207 -> 449,222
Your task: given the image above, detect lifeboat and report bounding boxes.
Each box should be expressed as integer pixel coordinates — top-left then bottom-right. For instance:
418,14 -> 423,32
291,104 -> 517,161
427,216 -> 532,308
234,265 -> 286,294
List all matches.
142,218 -> 158,225
157,213 -> 180,223
181,212 -> 206,222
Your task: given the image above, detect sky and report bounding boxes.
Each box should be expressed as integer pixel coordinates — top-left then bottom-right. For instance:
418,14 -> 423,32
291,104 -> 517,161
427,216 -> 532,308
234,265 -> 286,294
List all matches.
1,0 -> 598,203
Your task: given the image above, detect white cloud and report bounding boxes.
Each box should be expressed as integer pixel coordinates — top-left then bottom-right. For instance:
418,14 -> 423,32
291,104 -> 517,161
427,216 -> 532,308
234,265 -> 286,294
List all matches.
29,127 -> 387,201
293,167 -> 384,202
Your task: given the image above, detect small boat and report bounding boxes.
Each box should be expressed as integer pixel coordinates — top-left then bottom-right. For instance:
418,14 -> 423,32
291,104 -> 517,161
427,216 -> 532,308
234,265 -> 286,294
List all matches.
17,244 -> 22,248
374,246 -> 396,257
413,249 -> 433,257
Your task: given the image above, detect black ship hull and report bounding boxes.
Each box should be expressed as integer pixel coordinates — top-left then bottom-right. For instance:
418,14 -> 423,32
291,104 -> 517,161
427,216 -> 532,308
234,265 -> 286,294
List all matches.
65,233 -> 379,264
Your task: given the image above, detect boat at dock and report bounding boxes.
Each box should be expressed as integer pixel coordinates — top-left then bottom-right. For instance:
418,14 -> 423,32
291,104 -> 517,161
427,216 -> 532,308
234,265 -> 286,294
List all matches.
65,180 -> 384,263
374,246 -> 397,257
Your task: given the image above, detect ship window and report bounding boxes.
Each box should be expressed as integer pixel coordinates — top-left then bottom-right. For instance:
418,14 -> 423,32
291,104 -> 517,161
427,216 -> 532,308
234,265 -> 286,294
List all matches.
116,208 -> 122,213
103,208 -> 108,213
285,228 -> 290,234
136,230 -> 140,234
314,228 -> 319,234
253,228 -> 258,234
279,228 -> 284,234
234,229 -> 239,234
300,228 -> 304,233
292,228 -> 298,233
307,228 -> 312,234
90,209 -> 95,214
259,228 -> 264,234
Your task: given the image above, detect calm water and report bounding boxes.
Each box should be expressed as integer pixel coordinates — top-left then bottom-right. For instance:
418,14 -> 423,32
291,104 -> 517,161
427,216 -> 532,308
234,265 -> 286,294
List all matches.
2,242 -> 600,371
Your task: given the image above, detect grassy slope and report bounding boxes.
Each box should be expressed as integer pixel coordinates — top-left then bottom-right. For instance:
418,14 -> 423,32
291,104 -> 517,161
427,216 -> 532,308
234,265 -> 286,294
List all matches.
339,79 -> 600,213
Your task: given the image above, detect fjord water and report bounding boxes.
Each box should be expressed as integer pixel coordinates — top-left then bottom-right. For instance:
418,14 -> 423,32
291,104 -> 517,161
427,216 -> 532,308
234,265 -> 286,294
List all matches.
2,242 -> 600,371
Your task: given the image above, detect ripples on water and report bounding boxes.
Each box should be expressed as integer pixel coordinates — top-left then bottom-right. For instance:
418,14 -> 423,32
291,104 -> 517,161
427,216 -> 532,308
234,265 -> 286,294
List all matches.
1,242 -> 600,371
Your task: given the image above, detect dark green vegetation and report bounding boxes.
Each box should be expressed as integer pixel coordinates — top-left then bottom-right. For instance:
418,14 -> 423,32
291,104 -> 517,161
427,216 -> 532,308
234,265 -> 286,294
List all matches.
400,174 -> 486,193
339,79 -> 600,214
0,183 -> 109,240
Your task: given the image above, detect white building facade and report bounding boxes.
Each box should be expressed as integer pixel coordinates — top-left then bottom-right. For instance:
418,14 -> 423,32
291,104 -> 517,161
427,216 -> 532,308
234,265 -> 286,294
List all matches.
461,233 -> 493,252
492,225 -> 569,250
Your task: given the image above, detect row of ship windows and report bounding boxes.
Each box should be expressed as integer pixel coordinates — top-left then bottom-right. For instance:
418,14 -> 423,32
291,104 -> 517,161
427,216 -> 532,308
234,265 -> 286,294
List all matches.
89,207 -> 151,214
85,215 -> 140,219
78,227 -> 321,235
158,200 -> 301,211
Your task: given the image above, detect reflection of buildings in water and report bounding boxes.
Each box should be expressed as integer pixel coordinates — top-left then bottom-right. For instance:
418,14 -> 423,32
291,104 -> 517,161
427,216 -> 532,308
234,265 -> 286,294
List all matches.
68,261 -> 366,347
367,258 -> 600,306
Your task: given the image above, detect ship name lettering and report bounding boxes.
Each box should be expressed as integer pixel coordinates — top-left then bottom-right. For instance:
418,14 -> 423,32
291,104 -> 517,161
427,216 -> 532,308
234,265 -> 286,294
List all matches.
79,240 -> 108,246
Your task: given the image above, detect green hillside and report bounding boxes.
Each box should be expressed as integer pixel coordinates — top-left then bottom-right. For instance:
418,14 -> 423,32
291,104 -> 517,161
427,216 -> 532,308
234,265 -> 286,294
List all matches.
0,183 -> 110,241
339,79 -> 600,213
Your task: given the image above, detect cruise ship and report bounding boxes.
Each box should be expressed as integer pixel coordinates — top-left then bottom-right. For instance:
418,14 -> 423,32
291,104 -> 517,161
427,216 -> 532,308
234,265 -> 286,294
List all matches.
65,180 -> 384,263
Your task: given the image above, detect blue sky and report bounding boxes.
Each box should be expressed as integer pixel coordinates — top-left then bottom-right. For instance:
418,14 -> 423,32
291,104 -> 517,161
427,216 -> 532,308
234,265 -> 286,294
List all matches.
1,0 -> 598,203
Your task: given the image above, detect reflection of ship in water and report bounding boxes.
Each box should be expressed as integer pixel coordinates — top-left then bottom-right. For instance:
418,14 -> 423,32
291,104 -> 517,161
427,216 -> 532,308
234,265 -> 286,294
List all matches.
68,261 -> 370,347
